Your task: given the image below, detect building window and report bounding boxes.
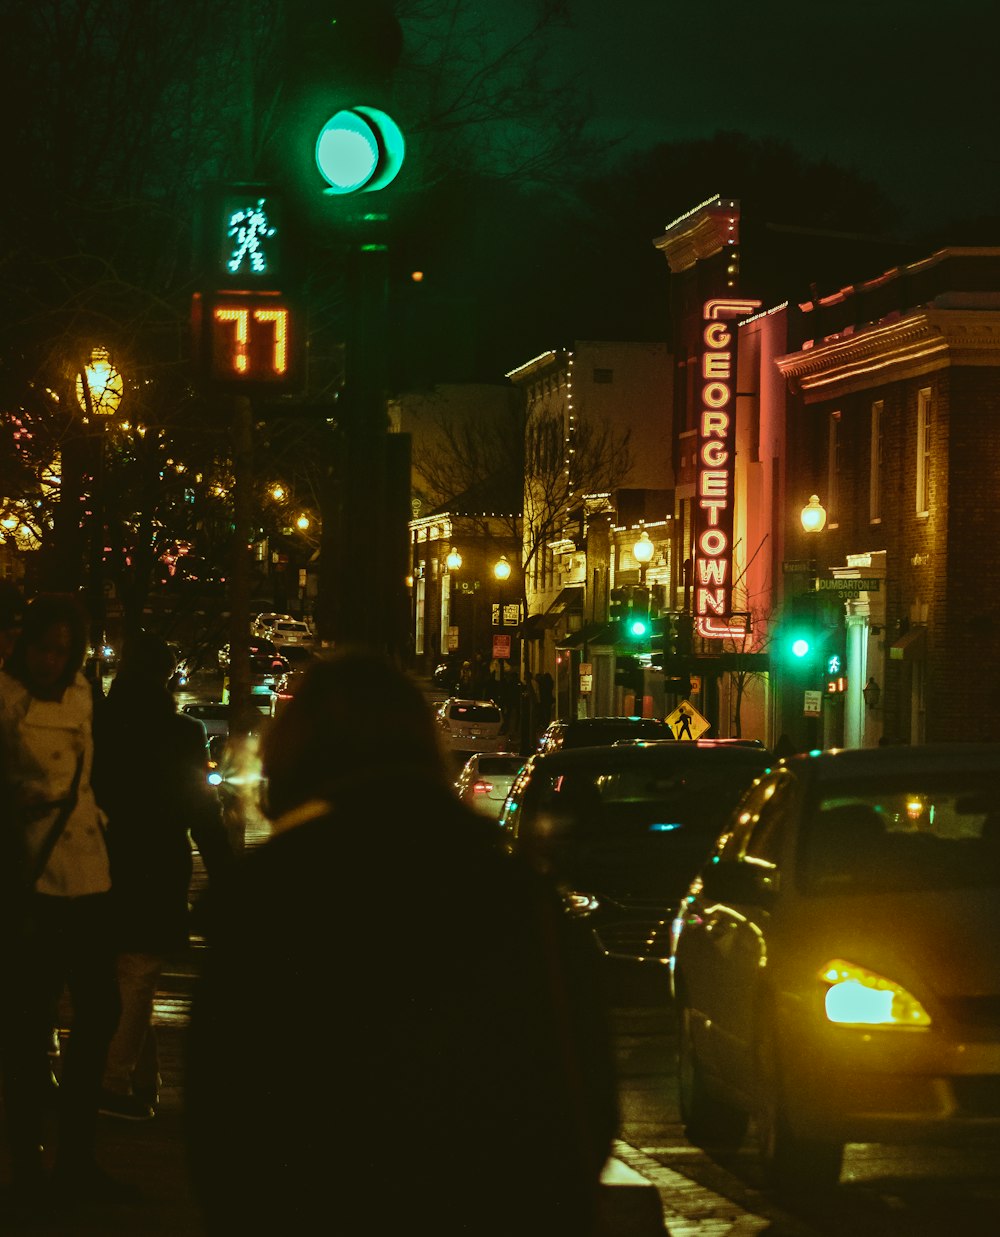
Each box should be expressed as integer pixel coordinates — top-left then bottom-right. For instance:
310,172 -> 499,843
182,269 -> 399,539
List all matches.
916,387 -> 932,516
593,367 -> 613,383
869,399 -> 883,523
827,411 -> 841,525
415,575 -> 426,655
440,572 -> 451,656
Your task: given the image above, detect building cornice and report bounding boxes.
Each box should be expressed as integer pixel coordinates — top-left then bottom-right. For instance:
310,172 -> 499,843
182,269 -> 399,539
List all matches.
775,310 -> 1000,402
653,196 -> 739,273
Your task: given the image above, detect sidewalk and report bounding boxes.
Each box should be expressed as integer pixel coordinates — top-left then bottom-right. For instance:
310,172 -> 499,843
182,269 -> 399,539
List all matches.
1,1006 -> 205,1235
1,755 -> 668,1235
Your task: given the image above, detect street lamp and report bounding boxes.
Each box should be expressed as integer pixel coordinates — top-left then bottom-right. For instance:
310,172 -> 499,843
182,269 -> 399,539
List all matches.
76,346 -> 123,421
446,547 -> 462,572
77,345 -> 124,657
799,494 -> 827,586
800,494 -> 827,534
494,554 -> 511,628
632,529 -> 654,585
863,676 -> 881,709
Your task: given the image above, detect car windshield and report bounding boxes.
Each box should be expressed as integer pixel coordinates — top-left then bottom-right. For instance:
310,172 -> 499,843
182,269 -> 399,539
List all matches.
522,754 -> 767,898
799,774 -> 1000,895
565,719 -> 671,745
476,755 -> 523,775
449,704 -> 501,724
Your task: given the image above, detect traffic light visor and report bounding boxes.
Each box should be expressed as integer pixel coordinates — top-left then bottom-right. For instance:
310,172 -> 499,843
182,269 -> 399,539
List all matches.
315,107 -> 405,195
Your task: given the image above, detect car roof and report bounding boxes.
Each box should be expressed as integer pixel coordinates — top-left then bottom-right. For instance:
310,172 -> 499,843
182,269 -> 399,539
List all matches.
617,736 -> 770,751
525,743 -> 770,773
779,743 -> 1000,782
445,697 -> 500,707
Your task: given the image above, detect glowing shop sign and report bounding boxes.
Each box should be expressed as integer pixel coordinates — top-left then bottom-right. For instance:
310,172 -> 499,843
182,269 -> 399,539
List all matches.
695,297 -> 760,639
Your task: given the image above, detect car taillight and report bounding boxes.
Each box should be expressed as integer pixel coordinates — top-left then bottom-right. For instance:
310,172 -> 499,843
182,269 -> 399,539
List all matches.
473,780 -> 493,795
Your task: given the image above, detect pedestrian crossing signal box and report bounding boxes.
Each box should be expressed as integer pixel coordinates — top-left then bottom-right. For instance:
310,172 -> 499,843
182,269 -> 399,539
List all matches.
191,291 -> 301,390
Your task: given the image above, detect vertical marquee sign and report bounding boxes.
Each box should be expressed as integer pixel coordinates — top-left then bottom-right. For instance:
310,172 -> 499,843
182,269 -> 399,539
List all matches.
694,296 -> 760,639
191,184 -> 301,389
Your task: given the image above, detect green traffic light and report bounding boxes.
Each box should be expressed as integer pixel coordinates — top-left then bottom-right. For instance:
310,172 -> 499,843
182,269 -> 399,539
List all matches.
629,618 -> 648,638
791,637 -> 810,658
315,107 -> 405,195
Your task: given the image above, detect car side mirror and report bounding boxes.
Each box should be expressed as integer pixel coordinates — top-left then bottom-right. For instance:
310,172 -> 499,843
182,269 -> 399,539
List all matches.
700,860 -> 777,906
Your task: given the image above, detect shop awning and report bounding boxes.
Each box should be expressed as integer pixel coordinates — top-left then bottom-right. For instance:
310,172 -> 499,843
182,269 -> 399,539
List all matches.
547,584 -> 585,615
555,622 -> 616,650
890,627 -> 926,661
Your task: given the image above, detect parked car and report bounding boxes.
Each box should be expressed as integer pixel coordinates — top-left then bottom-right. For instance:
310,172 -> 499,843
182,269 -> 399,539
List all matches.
536,715 -> 673,754
669,743 -> 1000,1192
218,636 -> 284,672
435,698 -> 509,756
497,742 -> 769,963
455,752 -> 525,819
268,618 -> 315,652
252,612 -> 293,638
182,701 -> 230,742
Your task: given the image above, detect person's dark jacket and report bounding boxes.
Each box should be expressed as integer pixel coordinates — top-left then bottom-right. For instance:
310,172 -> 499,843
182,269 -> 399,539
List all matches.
185,776 -> 618,1236
92,679 -> 232,955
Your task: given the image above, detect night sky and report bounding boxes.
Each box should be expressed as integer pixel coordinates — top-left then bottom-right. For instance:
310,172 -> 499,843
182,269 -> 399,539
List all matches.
549,0 -> 1000,237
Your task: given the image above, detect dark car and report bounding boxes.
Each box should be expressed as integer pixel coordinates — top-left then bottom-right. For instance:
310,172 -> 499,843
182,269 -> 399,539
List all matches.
669,743 -> 1000,1192
536,715 -> 673,754
497,742 -> 770,963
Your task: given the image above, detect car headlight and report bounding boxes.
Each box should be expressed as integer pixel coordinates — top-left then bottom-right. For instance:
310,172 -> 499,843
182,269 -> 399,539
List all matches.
819,958 -> 931,1028
564,891 -> 601,916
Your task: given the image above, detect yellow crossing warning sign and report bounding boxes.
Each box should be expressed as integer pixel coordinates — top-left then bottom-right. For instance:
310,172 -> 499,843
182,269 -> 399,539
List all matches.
664,700 -> 710,741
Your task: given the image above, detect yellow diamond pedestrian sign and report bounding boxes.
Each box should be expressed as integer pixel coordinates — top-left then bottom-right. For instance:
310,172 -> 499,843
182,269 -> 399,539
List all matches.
665,700 -> 710,741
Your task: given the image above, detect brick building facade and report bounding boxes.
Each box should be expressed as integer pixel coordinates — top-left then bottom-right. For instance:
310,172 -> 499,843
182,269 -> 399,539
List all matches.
777,248 -> 1000,744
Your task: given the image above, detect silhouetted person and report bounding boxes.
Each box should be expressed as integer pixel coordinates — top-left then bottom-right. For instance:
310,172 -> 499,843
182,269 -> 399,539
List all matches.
92,632 -> 232,1122
773,733 -> 796,759
185,649 -> 617,1236
0,594 -> 127,1210
536,670 -> 555,729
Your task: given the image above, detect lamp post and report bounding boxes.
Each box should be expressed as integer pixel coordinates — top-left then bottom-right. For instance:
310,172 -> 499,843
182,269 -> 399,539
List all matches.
493,554 -> 511,625
77,345 -> 124,659
632,528 -> 654,587
800,494 -> 827,583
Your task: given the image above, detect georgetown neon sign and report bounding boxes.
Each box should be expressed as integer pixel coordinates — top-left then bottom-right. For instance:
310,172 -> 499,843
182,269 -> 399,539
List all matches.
695,297 -> 760,639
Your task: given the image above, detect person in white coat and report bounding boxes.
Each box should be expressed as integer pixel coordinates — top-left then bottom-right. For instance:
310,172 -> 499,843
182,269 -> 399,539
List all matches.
0,594 -> 125,1211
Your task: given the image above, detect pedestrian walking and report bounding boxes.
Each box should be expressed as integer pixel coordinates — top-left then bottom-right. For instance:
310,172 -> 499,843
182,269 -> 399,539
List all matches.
0,593 -> 127,1209
185,649 -> 618,1236
92,632 -> 233,1122
536,669 -> 555,729
0,581 -> 25,669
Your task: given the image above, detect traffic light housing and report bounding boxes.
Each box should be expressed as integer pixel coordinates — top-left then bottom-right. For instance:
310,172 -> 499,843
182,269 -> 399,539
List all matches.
614,655 -> 643,693
621,586 -> 650,643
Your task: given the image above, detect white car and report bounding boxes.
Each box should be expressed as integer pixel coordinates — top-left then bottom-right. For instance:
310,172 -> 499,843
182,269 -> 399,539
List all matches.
252,612 -> 295,638
436,697 -> 509,756
268,619 -> 316,651
455,753 -> 525,819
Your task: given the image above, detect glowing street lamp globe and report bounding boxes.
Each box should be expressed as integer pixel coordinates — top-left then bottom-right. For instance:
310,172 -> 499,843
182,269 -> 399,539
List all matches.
493,555 -> 512,582
76,346 -> 123,418
800,495 -> 827,534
